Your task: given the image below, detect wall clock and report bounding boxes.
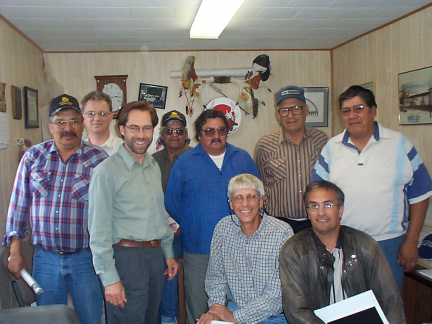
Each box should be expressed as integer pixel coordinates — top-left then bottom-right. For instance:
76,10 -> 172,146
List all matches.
94,75 -> 128,114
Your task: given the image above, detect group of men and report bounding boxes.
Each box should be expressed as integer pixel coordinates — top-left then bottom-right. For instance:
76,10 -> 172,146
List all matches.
3,82 -> 432,324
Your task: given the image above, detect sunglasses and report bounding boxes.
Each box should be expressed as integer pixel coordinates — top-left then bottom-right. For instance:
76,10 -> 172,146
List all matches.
201,127 -> 228,137
164,128 -> 185,136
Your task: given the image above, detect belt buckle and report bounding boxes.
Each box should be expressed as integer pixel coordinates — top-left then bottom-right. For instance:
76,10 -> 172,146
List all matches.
150,240 -> 157,248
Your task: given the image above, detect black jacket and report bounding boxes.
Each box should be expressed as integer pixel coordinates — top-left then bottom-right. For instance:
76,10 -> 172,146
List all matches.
279,226 -> 405,323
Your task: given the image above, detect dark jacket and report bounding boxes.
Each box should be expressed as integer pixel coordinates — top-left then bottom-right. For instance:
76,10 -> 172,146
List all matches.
279,226 -> 405,323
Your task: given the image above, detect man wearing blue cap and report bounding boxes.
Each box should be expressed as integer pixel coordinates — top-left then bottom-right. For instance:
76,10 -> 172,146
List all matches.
255,85 -> 328,233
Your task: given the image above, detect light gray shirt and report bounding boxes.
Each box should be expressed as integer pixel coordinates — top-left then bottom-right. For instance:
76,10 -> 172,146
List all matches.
83,132 -> 123,156
88,145 -> 174,286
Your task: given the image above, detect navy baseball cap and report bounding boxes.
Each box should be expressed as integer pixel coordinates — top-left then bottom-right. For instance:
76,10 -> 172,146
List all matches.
419,233 -> 432,259
276,85 -> 306,106
162,110 -> 187,127
49,94 -> 81,117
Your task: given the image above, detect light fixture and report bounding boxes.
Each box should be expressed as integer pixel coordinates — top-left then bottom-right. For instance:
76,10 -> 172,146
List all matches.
190,0 -> 246,39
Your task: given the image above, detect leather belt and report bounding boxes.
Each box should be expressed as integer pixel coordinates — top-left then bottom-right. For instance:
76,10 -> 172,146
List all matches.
115,239 -> 160,248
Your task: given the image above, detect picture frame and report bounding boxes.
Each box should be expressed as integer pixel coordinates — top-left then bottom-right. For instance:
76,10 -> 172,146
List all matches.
11,86 -> 22,120
304,87 -> 329,127
0,82 -> 6,112
398,66 -> 432,125
138,83 -> 167,109
23,86 -> 39,128
361,81 -> 375,95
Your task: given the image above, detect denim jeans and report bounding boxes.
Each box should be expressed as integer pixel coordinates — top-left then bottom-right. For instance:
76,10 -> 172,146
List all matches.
159,235 -> 183,323
378,235 -> 405,292
227,301 -> 287,324
32,246 -> 103,324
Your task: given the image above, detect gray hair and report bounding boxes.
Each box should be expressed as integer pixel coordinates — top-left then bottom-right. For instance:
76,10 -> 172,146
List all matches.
227,174 -> 265,199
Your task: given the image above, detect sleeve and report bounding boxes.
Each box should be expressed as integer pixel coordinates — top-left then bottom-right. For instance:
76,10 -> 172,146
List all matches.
310,143 -> 330,182
279,240 -> 324,324
244,151 -> 260,179
234,232 -> 291,324
254,141 -> 266,181
88,164 -> 120,287
367,241 -> 406,323
205,224 -> 230,306
405,143 -> 432,204
164,160 -> 184,225
2,153 -> 32,246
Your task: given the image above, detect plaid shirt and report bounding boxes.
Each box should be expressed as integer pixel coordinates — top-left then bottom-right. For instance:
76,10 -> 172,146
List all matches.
205,214 -> 293,324
2,140 -> 107,252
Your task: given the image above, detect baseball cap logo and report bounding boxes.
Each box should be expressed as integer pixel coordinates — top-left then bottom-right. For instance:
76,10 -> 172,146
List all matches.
60,96 -> 73,106
169,111 -> 180,119
281,90 -> 300,96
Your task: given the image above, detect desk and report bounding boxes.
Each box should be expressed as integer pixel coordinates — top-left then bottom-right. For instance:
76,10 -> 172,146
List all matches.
401,263 -> 432,324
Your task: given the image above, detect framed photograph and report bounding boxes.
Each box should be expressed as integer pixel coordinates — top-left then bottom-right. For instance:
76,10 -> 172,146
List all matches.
11,86 -> 22,120
361,81 -> 375,95
23,86 -> 39,128
398,66 -> 432,125
304,87 -> 329,127
0,82 -> 6,112
138,83 -> 167,109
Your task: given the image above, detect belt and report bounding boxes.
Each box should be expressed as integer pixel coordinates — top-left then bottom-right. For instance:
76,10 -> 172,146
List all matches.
115,239 -> 160,248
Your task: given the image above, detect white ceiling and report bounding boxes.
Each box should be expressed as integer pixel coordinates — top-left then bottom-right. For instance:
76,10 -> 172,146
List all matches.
1,0 -> 431,52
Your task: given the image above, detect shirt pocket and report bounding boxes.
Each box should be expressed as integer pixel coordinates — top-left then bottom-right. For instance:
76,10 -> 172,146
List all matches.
29,171 -> 50,198
71,174 -> 91,203
263,158 -> 288,182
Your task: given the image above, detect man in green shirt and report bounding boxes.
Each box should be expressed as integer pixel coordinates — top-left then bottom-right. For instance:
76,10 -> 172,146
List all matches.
88,101 -> 178,324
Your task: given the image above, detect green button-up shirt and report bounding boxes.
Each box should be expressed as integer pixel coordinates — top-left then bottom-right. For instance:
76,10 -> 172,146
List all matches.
88,145 -> 174,286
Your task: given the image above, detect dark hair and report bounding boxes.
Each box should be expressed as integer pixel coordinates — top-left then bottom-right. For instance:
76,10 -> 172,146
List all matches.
304,180 -> 345,206
194,109 -> 229,141
338,85 -> 377,111
117,101 -> 158,137
81,91 -> 113,112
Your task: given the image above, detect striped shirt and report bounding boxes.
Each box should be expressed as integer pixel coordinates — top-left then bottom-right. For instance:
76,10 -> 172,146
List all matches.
2,140 -> 108,252
205,214 -> 293,324
255,126 -> 328,219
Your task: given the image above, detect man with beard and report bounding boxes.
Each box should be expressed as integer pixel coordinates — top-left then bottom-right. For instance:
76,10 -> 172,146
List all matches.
152,110 -> 192,324
3,94 -> 108,324
88,101 -> 178,324
165,109 -> 259,324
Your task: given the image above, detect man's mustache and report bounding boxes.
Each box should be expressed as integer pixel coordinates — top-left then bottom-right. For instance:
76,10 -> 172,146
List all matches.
211,139 -> 222,144
60,131 -> 77,138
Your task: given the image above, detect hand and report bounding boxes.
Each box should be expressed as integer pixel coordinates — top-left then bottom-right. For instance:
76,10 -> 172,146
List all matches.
104,281 -> 127,308
164,257 -> 178,281
208,303 -> 236,323
398,240 -> 418,272
7,252 -> 27,279
197,311 -> 221,324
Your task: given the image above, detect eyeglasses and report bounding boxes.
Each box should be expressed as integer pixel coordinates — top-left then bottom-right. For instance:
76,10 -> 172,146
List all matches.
52,118 -> 82,129
83,111 -> 111,118
164,128 -> 185,136
278,105 -> 303,116
232,193 -> 259,204
125,125 -> 153,134
340,104 -> 366,116
306,202 -> 340,212
201,127 -> 228,137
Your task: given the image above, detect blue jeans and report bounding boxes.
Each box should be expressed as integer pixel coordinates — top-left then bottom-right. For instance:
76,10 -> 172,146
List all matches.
33,246 -> 103,324
378,235 -> 405,292
227,301 -> 287,323
159,235 -> 183,323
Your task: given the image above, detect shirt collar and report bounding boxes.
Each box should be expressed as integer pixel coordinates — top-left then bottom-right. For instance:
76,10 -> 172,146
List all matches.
118,144 -> 151,170
49,140 -> 84,157
341,121 -> 381,145
278,126 -> 310,144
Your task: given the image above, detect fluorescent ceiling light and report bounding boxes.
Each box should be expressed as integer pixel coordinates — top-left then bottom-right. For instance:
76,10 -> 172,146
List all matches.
190,0 -> 246,39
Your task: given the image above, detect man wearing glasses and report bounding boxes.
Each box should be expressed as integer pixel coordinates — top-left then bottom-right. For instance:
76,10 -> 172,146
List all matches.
311,85 -> 432,291
255,85 -> 328,233
165,109 -> 259,324
82,90 -> 123,156
197,174 -> 293,324
152,110 -> 192,324
88,101 -> 177,323
3,94 -> 108,324
280,180 -> 405,323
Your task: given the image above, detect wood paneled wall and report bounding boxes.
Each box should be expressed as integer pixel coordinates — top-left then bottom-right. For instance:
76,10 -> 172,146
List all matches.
332,6 -> 432,227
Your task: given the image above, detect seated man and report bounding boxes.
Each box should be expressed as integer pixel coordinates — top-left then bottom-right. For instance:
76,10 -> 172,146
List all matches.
279,180 -> 405,323
198,174 -> 293,324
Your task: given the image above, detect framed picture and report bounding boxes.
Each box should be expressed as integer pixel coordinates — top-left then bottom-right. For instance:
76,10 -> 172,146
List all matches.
11,86 -> 22,120
304,87 -> 329,127
138,83 -> 167,109
398,66 -> 432,125
0,82 -> 6,112
361,81 -> 375,95
23,86 -> 39,128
